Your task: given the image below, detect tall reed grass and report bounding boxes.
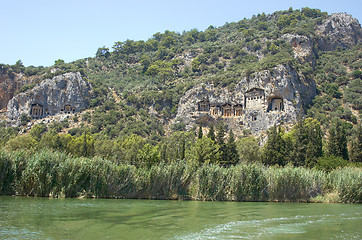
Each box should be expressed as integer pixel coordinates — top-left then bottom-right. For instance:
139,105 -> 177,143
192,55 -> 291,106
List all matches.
0,150 -> 360,203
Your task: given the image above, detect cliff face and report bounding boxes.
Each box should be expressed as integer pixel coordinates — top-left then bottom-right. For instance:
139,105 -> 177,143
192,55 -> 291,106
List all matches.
7,72 -> 92,126
317,13 -> 362,51
174,12 -> 361,134
0,70 -> 34,110
174,64 -> 316,134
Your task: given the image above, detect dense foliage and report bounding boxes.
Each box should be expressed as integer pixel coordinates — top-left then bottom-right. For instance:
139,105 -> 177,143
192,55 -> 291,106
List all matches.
0,150 -> 360,203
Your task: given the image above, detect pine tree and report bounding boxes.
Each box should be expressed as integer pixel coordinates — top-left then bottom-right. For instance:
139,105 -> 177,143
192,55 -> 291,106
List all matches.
216,123 -> 227,164
291,118 -> 323,167
216,123 -> 225,145
262,125 -> 286,166
305,118 -> 323,167
291,120 -> 308,166
207,124 -> 215,141
349,124 -> 362,162
327,118 -> 348,160
226,130 -> 239,165
198,125 -> 203,139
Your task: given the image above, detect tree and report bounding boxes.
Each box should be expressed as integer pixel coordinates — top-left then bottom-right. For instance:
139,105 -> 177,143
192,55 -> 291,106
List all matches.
161,35 -> 175,48
349,124 -> 362,162
289,118 -> 323,167
327,118 -> 348,160
305,119 -> 323,166
159,131 -> 194,163
140,55 -> 151,73
67,131 -> 95,157
301,7 -> 324,18
5,135 -> 38,151
12,60 -> 25,73
146,64 -> 160,76
96,46 -> 110,58
236,137 -> 261,163
29,124 -> 47,141
0,123 -> 18,147
54,59 -> 65,67
117,134 -> 145,164
216,123 -> 227,164
187,137 -> 220,165
262,125 -> 287,166
191,58 -> 200,72
20,114 -> 31,126
138,144 -> 160,168
198,125 -> 203,139
315,156 -> 349,172
207,124 -> 215,141
344,79 -> 362,110
226,130 -> 239,165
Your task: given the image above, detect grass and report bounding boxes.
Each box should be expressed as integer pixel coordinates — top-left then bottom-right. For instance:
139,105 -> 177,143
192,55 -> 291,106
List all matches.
0,149 -> 360,203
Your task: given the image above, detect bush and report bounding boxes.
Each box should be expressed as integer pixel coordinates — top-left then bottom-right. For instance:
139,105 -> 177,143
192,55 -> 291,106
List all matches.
5,135 -> 38,151
315,155 -> 349,172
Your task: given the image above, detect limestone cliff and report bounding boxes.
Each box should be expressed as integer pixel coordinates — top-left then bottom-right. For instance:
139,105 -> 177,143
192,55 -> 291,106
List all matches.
317,13 -> 362,51
0,69 -> 35,110
7,72 -> 92,126
174,12 -> 361,135
174,64 -> 316,134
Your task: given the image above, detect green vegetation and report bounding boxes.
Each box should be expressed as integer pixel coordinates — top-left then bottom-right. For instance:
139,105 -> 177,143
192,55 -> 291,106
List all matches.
0,150 -> 360,203
0,8 -> 361,202
1,8 -> 359,144
0,117 -> 360,203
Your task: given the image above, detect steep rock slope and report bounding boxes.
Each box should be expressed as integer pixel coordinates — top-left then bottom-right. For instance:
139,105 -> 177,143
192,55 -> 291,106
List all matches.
174,12 -> 361,134
175,64 -> 315,134
7,72 -> 92,126
317,13 -> 362,51
0,70 -> 35,110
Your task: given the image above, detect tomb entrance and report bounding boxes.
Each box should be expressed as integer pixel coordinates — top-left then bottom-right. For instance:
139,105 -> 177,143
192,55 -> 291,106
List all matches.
245,88 -> 265,109
30,103 -> 44,119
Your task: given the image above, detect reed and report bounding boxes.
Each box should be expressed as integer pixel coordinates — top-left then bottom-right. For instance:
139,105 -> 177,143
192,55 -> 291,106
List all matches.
0,149 -> 360,203
190,164 -> 231,201
229,163 -> 268,201
0,151 -> 14,195
266,165 -> 326,202
326,167 -> 362,203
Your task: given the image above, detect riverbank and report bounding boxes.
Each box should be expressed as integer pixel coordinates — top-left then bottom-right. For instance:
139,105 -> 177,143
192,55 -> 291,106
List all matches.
0,150 -> 361,203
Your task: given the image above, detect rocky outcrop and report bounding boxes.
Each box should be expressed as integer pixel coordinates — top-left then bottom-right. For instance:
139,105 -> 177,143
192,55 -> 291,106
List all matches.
174,64 -> 316,134
7,72 -> 92,126
281,34 -> 313,59
317,13 -> 362,51
0,68 -> 35,110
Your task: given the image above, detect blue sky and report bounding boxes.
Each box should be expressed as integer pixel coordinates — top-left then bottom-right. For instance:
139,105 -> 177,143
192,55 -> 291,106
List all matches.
1,0 -> 361,67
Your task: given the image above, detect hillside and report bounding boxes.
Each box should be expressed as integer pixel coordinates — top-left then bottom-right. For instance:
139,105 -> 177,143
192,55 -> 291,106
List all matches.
0,8 -> 361,167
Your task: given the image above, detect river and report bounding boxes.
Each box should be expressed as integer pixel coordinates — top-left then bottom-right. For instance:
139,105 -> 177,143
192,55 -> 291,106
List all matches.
0,196 -> 361,239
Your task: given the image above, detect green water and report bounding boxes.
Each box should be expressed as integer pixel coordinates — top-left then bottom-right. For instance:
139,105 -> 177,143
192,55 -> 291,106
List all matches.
0,196 -> 361,239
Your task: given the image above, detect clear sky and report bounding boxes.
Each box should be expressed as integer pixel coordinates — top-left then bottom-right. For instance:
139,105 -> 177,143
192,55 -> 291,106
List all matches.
1,0 -> 361,67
